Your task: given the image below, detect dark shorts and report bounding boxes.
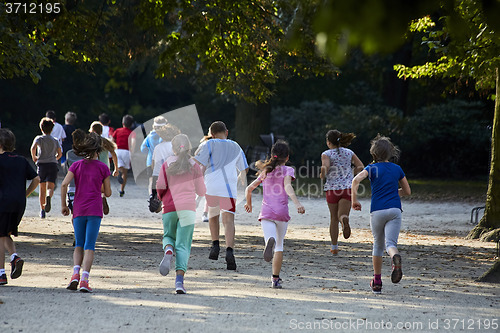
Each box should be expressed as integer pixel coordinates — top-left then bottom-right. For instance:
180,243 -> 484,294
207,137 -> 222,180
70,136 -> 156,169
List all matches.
0,211 -> 24,237
146,166 -> 153,177
38,162 -> 58,183
325,189 -> 352,204
205,195 -> 236,213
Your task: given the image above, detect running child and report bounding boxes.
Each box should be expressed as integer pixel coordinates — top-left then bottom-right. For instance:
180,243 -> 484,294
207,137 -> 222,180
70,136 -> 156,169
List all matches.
112,115 -> 134,197
31,117 -> 63,218
156,134 -> 206,294
0,129 -> 40,285
244,140 -> 305,288
60,130 -> 112,293
194,121 -> 248,270
320,130 -> 364,255
351,134 -> 411,294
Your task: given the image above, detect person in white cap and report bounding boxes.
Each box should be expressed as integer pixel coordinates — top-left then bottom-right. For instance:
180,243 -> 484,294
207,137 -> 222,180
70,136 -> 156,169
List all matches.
141,116 -> 167,211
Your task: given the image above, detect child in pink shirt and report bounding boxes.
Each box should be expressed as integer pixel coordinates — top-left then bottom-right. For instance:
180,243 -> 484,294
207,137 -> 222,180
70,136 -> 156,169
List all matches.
60,130 -> 111,293
244,140 -> 305,289
156,134 -> 206,294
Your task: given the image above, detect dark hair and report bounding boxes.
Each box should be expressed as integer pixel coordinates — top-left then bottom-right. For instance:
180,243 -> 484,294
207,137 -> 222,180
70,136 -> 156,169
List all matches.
122,115 -> 134,129
45,110 -> 56,120
40,117 -> 54,134
72,129 -> 103,159
167,134 -> 193,176
370,134 -> 400,163
0,128 -> 16,152
256,140 -> 290,174
90,121 -> 103,135
156,124 -> 181,141
99,113 -> 110,125
326,130 -> 356,148
209,121 -> 227,135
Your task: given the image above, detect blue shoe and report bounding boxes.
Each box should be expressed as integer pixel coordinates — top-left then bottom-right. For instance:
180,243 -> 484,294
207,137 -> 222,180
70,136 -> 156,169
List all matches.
40,210 -> 46,219
272,277 -> 283,289
175,282 -> 186,294
119,191 -> 125,197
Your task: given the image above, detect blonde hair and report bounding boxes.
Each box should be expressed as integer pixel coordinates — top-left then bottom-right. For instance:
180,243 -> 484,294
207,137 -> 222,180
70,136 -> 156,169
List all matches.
166,134 -> 193,175
370,134 -> 400,163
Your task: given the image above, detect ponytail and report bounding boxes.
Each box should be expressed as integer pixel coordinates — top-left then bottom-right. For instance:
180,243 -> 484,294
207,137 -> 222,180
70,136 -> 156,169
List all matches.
166,134 -> 193,175
256,140 -> 290,175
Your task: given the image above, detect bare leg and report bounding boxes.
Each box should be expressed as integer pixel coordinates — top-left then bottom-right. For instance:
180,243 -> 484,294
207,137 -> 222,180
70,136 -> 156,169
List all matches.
119,167 -> 128,192
338,199 -> 352,238
387,247 -> 399,258
272,251 -> 283,276
208,206 -> 220,241
39,182 -> 47,210
221,211 -> 235,248
46,181 -> 55,199
81,250 -> 95,273
373,256 -> 383,275
328,203 -> 339,245
73,247 -> 84,267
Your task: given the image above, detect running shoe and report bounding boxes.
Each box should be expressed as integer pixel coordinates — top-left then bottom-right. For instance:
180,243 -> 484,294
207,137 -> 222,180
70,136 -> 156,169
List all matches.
263,237 -> 275,262
40,209 -> 46,219
209,243 -> 220,260
272,277 -> 283,289
330,247 -> 339,255
0,274 -> 7,285
226,248 -> 237,270
67,273 -> 80,290
45,196 -> 51,213
148,196 -> 162,213
391,254 -> 403,283
102,197 -> 109,215
10,255 -> 24,279
202,212 -> 209,223
175,282 -> 186,294
342,221 -> 351,239
79,280 -> 93,293
370,279 -> 382,294
119,191 -> 125,197
159,251 -> 173,276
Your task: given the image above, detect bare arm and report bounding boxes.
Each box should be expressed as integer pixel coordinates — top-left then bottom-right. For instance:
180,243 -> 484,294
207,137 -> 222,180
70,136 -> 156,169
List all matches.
284,176 -> 305,214
351,154 -> 364,175
320,153 -> 330,180
60,171 -> 74,216
244,178 -> 262,213
30,141 -> 38,163
398,177 -> 411,196
351,169 -> 368,211
239,167 -> 249,186
26,176 -> 40,197
102,176 -> 112,197
56,147 -> 63,160
110,150 -> 119,177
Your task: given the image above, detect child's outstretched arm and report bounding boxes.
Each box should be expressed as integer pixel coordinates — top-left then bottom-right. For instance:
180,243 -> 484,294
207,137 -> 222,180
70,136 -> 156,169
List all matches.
244,178 -> 262,213
398,177 -> 411,197
26,176 -> 40,197
351,170 -> 368,211
60,171 -> 74,216
284,176 -> 305,214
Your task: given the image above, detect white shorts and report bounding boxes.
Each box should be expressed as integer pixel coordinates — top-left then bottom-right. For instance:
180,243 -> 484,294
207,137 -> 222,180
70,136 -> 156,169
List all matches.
116,149 -> 131,169
261,219 -> 289,252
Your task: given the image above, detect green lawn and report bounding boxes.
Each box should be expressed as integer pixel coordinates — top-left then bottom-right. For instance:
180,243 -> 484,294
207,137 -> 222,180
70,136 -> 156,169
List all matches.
293,177 -> 488,202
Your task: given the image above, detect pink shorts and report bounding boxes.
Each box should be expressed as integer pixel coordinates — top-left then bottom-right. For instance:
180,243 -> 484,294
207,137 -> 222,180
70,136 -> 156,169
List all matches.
205,195 -> 236,213
325,189 -> 351,204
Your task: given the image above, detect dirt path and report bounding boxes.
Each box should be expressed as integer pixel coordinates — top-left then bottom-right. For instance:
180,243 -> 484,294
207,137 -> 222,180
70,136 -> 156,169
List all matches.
1,180 -> 498,332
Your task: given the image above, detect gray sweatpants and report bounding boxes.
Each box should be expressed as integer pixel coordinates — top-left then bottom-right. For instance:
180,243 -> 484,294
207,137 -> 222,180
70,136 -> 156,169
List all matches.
370,208 -> 402,257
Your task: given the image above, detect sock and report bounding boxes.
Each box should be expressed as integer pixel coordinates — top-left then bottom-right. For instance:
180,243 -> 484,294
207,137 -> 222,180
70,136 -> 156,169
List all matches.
175,275 -> 184,284
331,245 -> 338,250
0,269 -> 5,275
227,247 -> 233,252
73,265 -> 81,275
152,189 -> 157,198
10,253 -> 18,261
165,246 -> 173,255
272,275 -> 280,279
82,271 -> 90,282
374,274 -> 382,283
212,240 -> 220,247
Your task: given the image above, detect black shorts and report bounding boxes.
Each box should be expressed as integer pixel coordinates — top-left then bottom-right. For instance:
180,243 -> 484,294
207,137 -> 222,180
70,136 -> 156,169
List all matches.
0,211 -> 24,237
38,162 -> 58,183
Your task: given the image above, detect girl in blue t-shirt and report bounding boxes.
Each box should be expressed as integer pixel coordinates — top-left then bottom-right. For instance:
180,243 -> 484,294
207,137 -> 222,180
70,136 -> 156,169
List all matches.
351,135 -> 411,294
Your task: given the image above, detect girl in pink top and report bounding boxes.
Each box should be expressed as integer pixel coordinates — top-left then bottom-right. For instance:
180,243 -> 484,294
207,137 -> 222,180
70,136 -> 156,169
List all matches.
245,140 -> 305,289
156,134 -> 206,294
60,130 -> 111,293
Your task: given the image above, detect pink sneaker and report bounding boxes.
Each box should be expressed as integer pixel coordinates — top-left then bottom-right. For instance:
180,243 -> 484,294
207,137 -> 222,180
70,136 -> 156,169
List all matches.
79,280 -> 93,293
66,273 -> 80,290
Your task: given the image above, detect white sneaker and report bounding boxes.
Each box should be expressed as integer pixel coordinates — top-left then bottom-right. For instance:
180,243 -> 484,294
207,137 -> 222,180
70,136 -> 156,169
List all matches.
263,237 -> 275,262
159,251 -> 173,276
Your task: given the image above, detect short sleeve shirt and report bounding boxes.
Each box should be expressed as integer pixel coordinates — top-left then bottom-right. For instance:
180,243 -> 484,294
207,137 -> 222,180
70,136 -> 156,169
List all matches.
69,159 -> 111,218
112,127 -> 133,150
0,152 -> 38,212
365,162 -> 405,213
322,147 -> 354,191
51,122 -> 66,146
258,166 -> 295,222
194,139 -> 248,198
152,141 -> 174,177
34,135 -> 61,164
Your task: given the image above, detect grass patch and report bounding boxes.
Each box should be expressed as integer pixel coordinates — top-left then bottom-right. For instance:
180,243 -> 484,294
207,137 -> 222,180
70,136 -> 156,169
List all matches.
293,177 -> 487,202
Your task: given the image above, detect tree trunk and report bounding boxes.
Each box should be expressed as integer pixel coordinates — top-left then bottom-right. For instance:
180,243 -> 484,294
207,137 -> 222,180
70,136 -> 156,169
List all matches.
234,100 -> 271,148
467,68 -> 500,283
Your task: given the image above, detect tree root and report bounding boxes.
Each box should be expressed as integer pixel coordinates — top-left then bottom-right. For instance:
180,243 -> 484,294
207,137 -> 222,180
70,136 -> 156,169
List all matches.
476,260 -> 500,283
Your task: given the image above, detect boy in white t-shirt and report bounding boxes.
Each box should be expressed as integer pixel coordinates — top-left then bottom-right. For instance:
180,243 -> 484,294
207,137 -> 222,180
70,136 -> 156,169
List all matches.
194,121 -> 248,270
